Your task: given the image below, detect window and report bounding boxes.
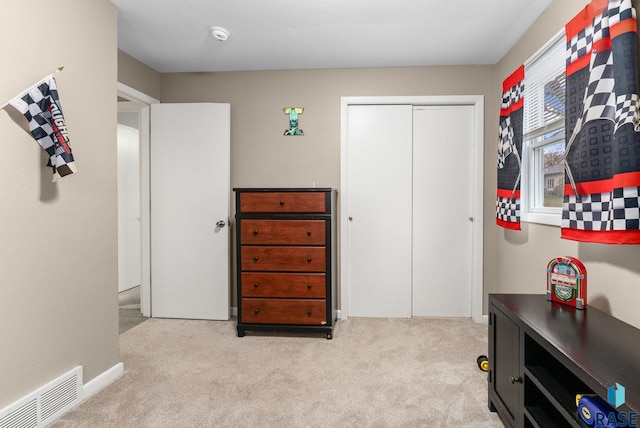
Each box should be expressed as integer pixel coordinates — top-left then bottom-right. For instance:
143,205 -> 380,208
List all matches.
521,32 -> 566,226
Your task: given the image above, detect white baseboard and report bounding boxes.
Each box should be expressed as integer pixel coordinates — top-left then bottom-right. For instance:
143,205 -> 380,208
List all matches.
82,362 -> 124,400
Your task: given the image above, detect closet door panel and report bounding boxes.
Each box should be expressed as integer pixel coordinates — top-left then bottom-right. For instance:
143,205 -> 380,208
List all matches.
346,105 -> 413,317
412,106 -> 473,317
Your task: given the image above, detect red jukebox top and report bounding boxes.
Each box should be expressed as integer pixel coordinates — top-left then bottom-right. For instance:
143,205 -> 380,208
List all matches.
546,256 -> 587,309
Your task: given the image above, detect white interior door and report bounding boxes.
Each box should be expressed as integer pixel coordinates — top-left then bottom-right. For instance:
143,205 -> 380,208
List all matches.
150,103 -> 230,320
412,106 -> 473,317
117,109 -> 142,293
347,105 -> 413,317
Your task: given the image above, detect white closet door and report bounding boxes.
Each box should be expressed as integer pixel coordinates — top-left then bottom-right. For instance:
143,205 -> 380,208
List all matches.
412,105 -> 473,317
347,105 -> 413,317
150,103 -> 230,320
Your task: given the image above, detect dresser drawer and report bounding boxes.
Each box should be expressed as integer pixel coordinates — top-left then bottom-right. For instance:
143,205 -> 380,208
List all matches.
239,192 -> 326,213
241,247 -> 326,272
241,298 -> 327,325
241,273 -> 326,298
241,220 -> 326,245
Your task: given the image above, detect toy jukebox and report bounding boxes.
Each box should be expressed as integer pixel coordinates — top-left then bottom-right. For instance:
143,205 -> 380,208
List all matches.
546,256 -> 587,309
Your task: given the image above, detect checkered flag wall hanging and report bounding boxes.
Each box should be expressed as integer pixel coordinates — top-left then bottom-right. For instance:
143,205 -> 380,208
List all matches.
562,0 -> 640,244
9,74 -> 76,181
496,65 -> 524,230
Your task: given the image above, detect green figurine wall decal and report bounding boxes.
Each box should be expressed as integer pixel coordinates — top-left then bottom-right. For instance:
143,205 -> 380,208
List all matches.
284,107 -> 304,136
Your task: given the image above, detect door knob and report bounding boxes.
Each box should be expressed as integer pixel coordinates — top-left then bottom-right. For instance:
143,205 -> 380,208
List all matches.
348,216 -> 353,221
216,220 -> 226,227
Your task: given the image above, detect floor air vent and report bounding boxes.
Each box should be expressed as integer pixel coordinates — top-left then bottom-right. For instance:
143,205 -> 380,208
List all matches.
0,366 -> 82,428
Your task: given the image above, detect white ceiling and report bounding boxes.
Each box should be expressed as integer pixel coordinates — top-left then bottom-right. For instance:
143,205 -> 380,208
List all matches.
112,0 -> 552,73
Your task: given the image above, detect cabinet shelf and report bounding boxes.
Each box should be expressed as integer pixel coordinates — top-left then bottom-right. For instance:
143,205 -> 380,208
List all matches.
524,367 -> 577,428
524,405 -> 567,428
524,366 -> 591,428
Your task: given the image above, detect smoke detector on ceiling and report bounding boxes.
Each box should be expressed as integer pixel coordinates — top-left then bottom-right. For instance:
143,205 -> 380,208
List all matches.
211,26 -> 230,42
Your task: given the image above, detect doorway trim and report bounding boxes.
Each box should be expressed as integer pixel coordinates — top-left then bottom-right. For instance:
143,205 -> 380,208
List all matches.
339,95 -> 485,323
117,83 -> 159,317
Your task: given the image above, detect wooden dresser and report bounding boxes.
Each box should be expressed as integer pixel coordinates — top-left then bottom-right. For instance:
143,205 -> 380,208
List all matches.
234,188 -> 336,339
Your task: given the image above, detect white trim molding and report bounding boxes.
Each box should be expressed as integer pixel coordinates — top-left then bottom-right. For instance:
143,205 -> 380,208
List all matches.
82,362 -> 124,400
117,82 -> 159,105
117,83 -> 159,318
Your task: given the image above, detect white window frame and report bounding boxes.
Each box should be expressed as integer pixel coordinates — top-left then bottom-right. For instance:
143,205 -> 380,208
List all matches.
520,30 -> 565,227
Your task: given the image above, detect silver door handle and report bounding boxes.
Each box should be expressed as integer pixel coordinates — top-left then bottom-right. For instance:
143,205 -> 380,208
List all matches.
216,220 -> 226,227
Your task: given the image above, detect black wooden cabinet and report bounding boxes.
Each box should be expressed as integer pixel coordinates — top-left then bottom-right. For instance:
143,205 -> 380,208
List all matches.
489,294 -> 640,428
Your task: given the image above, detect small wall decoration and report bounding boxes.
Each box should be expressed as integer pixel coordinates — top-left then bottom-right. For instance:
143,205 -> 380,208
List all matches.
284,107 -> 304,136
546,256 -> 587,309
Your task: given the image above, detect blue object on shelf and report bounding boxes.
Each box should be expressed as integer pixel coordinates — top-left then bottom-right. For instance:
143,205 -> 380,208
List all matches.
576,394 -> 618,427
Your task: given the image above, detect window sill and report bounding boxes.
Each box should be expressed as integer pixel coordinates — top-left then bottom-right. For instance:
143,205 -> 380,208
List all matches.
522,211 -> 561,227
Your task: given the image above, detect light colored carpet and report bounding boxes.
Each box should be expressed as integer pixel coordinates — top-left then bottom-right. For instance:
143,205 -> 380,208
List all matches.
51,317 -> 503,427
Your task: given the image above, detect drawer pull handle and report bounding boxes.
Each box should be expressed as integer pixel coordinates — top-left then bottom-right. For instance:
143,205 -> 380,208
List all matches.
307,230 -> 312,236
307,283 -> 312,289
509,376 -> 522,384
307,257 -> 312,262
253,256 -> 259,262
254,282 -> 259,288
307,310 -> 312,315
253,229 -> 258,235
254,309 -> 260,314
279,200 -> 285,206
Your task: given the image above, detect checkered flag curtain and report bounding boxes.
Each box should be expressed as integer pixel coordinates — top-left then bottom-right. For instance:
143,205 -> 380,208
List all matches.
9,75 -> 76,181
496,65 -> 525,230
562,0 -> 640,244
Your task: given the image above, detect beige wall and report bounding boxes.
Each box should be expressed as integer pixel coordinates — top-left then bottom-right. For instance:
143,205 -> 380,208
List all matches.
118,50 -> 162,101
161,66 -> 498,308
0,0 -> 119,407
493,0 -> 640,329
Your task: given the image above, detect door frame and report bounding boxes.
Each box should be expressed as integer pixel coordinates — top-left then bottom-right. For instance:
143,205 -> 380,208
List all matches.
117,83 -> 159,317
339,95 -> 485,323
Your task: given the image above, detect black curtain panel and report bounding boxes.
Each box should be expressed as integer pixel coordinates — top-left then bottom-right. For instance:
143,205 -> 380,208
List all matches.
497,65 -> 525,230
562,0 -> 640,244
